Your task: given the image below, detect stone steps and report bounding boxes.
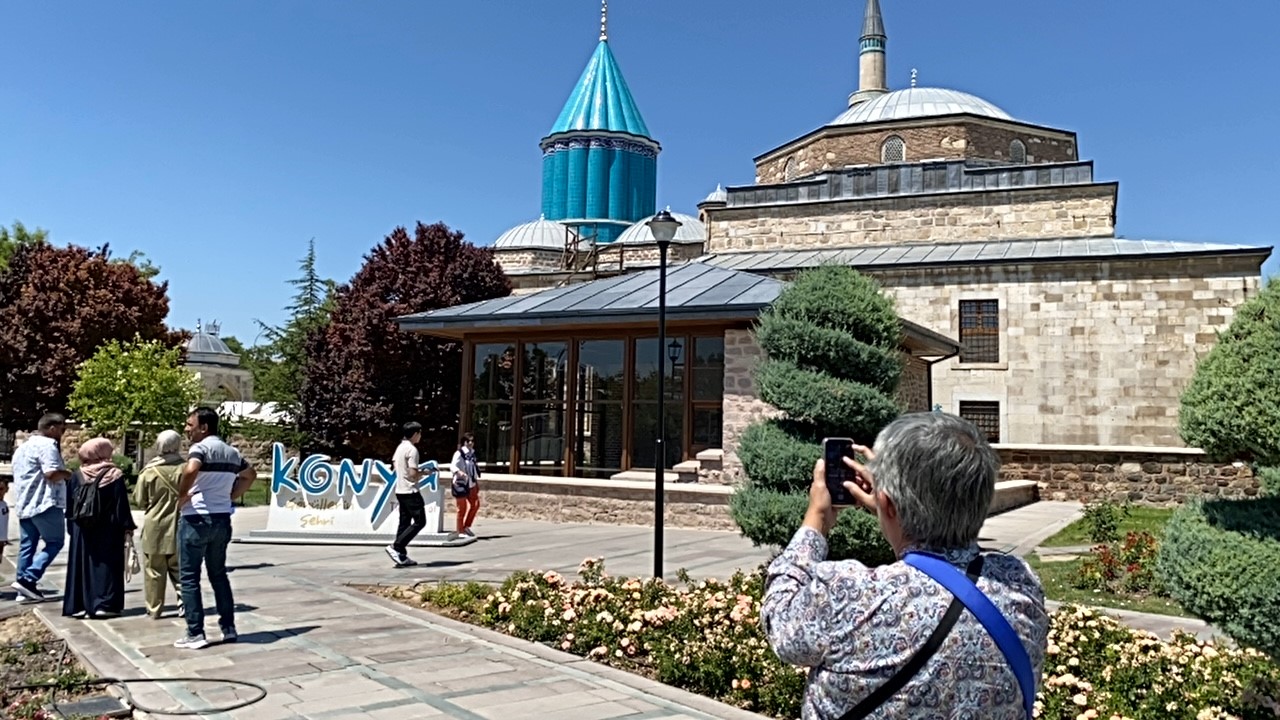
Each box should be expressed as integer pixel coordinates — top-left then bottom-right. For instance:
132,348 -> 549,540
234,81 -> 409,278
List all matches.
989,479 -> 1040,515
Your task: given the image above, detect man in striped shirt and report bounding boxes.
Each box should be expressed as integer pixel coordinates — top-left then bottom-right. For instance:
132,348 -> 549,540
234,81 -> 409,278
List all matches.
174,408 -> 256,650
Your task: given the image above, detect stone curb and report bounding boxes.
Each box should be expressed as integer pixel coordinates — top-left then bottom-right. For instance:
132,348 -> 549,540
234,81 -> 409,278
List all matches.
342,584 -> 774,720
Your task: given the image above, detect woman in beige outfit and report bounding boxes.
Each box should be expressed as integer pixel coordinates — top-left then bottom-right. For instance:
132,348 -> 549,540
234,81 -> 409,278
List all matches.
133,430 -> 184,619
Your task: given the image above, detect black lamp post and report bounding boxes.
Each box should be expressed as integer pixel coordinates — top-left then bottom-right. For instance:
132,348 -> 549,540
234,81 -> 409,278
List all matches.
647,207 -> 681,579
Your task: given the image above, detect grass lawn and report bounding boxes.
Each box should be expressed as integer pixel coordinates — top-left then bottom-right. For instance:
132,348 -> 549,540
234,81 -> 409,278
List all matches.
1027,554 -> 1192,618
236,481 -> 271,507
1040,506 -> 1177,547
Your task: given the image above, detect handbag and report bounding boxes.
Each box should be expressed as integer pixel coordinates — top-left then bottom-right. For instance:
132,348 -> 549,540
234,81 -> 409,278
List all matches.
124,534 -> 142,583
839,553 -> 1035,720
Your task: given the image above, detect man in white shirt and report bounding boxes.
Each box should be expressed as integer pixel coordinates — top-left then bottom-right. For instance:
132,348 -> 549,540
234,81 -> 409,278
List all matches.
385,422 -> 424,567
10,413 -> 71,602
173,408 -> 256,650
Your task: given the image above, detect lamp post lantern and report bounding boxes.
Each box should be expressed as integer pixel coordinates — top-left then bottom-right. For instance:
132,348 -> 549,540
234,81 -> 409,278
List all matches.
646,207 -> 681,579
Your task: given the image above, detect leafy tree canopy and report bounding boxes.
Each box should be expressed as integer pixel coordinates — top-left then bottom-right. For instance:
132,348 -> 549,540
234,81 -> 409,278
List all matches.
300,221 -> 510,460
0,221 -> 48,271
0,242 -> 176,429
1179,277 -> 1280,467
68,336 -> 202,438
251,239 -> 336,415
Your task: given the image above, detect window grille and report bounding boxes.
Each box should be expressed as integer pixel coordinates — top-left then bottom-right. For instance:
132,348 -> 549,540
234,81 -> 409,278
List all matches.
881,135 -> 906,163
959,401 -> 1001,443
959,299 -> 1000,363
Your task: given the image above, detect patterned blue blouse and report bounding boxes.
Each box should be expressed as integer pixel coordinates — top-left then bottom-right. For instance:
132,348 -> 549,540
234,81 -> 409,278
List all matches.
761,527 -> 1048,719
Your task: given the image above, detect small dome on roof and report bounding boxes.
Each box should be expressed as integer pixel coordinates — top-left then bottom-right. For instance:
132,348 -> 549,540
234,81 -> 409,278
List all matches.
831,87 -> 1013,126
494,216 -> 570,250
700,184 -> 728,204
616,212 -> 706,245
185,325 -> 240,368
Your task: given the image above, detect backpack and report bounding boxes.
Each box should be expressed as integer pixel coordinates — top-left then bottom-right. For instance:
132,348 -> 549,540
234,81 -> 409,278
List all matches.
69,471 -> 109,526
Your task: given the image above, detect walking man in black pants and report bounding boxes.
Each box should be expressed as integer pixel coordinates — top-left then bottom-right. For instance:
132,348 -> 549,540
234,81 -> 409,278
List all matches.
385,422 -> 425,567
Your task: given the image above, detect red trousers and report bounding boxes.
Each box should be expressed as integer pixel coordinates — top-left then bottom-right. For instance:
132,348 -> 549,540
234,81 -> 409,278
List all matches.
456,485 -> 480,533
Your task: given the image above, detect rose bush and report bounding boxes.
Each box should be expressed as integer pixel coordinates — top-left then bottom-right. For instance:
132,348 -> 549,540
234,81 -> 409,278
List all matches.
1072,531 -> 1168,597
414,560 -> 1279,720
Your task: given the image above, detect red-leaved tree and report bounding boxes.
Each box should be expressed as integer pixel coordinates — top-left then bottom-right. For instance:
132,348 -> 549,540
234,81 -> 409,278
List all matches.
0,242 -> 177,430
299,221 -> 511,461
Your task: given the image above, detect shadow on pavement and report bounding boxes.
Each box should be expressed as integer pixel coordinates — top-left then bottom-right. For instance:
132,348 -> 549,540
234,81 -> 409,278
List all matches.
236,625 -> 320,645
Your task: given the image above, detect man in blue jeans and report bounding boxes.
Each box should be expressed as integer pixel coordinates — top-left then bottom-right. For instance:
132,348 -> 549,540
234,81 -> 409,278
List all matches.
174,408 -> 256,650
9,414 -> 71,602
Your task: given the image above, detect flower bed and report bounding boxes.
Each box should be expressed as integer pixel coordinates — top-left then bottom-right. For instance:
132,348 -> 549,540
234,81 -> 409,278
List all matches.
382,559 -> 1280,720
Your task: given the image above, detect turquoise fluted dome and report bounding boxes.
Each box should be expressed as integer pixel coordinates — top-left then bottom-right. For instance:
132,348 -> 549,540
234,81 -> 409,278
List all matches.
540,37 -> 659,245
548,41 -> 651,137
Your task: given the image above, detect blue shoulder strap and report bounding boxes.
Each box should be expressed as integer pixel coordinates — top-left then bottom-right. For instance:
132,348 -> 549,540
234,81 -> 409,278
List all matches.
903,552 -> 1035,719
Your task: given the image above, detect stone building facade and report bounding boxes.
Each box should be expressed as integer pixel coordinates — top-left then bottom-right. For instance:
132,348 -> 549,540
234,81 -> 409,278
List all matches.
387,0 -> 1272,513
754,119 -> 1079,186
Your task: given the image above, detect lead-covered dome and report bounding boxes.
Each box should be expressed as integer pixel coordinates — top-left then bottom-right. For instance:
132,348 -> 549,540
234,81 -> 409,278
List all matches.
493,216 -> 570,250
616,212 -> 706,244
832,87 -> 1013,126
185,332 -> 240,368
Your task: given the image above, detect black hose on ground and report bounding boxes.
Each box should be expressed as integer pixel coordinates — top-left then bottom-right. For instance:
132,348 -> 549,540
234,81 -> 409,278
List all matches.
4,638 -> 268,715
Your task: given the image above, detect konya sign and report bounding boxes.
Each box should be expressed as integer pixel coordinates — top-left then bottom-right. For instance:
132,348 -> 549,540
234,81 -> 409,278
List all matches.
264,442 -> 444,537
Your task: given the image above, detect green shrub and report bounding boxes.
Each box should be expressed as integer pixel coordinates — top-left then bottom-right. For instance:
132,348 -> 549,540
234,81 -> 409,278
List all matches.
731,266 -> 903,564
728,486 -> 895,566
1259,466 -> 1279,498
1080,500 -> 1131,544
1156,497 -> 1280,658
1179,278 -> 1280,467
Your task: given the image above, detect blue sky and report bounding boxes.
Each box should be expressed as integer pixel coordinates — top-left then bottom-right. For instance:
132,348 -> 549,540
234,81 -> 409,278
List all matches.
3,0 -> 1276,341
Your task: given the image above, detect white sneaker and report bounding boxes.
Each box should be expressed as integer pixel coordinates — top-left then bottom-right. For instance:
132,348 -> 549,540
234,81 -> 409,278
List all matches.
384,545 -> 406,567
174,634 -> 209,650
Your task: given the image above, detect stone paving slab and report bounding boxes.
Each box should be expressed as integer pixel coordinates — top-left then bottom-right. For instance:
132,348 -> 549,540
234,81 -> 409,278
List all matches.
15,502 -> 1222,720
33,544 -> 772,720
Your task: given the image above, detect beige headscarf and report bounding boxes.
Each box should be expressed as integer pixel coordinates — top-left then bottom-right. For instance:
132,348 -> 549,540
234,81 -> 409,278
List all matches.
78,437 -> 123,487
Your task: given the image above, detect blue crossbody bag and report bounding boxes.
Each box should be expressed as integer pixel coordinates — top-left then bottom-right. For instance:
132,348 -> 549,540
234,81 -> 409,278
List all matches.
839,552 -> 1035,719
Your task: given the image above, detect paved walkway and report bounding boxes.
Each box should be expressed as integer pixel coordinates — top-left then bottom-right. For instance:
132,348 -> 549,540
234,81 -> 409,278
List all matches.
5,501 -> 1219,719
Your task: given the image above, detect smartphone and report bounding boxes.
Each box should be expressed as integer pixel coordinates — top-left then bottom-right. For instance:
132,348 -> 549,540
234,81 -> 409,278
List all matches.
822,437 -> 857,506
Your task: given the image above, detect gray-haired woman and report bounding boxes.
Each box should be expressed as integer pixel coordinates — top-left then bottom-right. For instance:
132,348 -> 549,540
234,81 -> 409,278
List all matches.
761,412 -> 1049,719
133,430 -> 185,619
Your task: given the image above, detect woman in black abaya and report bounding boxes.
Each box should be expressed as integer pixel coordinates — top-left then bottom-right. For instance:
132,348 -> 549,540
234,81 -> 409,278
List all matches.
63,438 -> 136,619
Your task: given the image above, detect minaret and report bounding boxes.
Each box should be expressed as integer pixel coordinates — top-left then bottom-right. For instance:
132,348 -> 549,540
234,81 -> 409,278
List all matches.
539,0 -> 660,244
848,0 -> 889,107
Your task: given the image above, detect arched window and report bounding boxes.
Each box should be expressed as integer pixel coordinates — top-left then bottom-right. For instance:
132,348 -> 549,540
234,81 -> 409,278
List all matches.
1009,139 -> 1027,164
881,135 -> 905,163
783,157 -> 797,182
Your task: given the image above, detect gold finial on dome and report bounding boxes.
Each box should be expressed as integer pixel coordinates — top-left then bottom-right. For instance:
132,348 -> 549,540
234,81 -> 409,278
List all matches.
600,0 -> 608,41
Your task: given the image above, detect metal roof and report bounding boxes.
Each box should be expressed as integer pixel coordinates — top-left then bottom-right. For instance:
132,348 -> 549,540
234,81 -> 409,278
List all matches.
547,41 -> 651,138
398,261 -> 962,355
185,332 -> 240,367
832,87 -> 1013,126
697,238 -> 1272,273
616,212 -> 705,245
397,262 -> 782,334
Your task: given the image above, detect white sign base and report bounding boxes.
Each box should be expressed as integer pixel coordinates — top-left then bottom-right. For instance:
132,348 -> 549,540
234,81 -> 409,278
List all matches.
239,443 -> 475,548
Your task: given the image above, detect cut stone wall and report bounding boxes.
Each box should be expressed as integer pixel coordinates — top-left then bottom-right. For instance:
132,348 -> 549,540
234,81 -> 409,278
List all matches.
998,445 -> 1260,506
469,474 -> 737,530
494,248 -> 565,273
706,184 -> 1116,252
20,425 -> 295,473
596,242 -> 707,267
755,120 -> 1078,184
898,354 -> 931,413
722,329 -> 779,485
876,255 -> 1262,446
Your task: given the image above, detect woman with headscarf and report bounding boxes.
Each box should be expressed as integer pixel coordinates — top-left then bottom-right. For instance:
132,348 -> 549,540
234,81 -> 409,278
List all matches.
133,430 -> 184,619
63,438 -> 136,619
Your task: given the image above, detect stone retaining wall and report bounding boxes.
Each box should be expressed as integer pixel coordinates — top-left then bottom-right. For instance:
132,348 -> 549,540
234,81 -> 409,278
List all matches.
473,474 -> 737,531
998,445 -> 1259,506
